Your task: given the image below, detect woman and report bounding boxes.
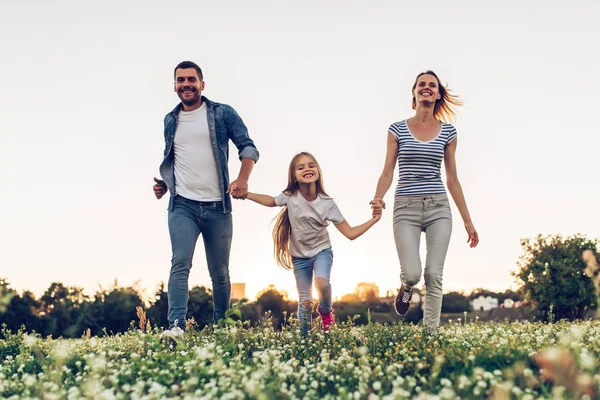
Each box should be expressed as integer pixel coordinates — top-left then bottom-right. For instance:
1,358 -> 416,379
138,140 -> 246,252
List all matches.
371,70 -> 479,330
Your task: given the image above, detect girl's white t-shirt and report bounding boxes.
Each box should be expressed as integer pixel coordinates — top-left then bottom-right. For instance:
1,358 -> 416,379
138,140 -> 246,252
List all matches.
274,192 -> 345,259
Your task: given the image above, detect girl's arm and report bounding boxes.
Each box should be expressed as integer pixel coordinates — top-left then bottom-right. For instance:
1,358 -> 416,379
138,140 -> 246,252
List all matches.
444,139 -> 479,248
246,192 -> 277,207
334,213 -> 381,241
371,132 -> 399,212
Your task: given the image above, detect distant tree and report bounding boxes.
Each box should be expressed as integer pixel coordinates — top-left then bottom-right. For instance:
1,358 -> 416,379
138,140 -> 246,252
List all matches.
354,282 -> 380,303
468,288 -> 498,300
90,282 -> 143,335
73,300 -> 103,337
441,291 -> 471,313
332,302 -> 369,325
340,293 -> 361,303
583,250 -> 600,311
0,281 -> 42,335
514,234 -> 598,321
240,302 -> 260,324
19,291 -> 43,332
0,279 -> 15,314
145,283 -> 215,330
498,289 -> 521,304
256,285 -> 289,328
146,282 -> 169,329
39,282 -> 89,338
403,303 -> 424,324
187,286 -> 214,328
106,286 -> 143,334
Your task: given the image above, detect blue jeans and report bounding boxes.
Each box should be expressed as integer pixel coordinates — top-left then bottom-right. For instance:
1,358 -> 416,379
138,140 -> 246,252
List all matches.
292,248 -> 333,334
167,195 -> 232,328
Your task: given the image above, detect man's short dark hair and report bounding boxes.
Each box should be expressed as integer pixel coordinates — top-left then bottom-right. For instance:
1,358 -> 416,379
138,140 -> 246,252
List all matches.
174,61 -> 203,80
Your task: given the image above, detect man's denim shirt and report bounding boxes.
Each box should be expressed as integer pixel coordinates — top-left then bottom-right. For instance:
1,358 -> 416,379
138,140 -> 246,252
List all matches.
159,96 -> 259,213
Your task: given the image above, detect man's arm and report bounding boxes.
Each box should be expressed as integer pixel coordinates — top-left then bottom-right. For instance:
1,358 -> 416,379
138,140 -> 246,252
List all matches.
225,105 -> 259,162
153,114 -> 171,200
225,106 -> 259,199
227,159 -> 255,199
153,177 -> 167,199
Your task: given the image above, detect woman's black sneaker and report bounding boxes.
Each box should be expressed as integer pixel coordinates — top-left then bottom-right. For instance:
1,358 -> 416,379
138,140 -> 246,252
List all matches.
394,285 -> 413,315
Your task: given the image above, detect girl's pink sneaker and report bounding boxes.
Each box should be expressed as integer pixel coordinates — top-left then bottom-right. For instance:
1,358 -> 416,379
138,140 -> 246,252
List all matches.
318,309 -> 335,331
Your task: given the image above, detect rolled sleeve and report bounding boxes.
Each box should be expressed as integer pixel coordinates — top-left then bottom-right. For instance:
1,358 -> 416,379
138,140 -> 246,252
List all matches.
225,105 -> 260,163
239,145 -> 259,162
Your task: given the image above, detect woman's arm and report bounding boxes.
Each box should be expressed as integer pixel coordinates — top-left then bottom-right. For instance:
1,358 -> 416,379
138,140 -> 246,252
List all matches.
371,132 -> 399,213
334,213 -> 381,241
246,192 -> 277,207
444,139 -> 479,248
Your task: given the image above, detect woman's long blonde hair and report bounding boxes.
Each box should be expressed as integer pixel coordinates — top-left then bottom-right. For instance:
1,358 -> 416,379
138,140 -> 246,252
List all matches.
411,70 -> 463,123
273,152 -> 328,270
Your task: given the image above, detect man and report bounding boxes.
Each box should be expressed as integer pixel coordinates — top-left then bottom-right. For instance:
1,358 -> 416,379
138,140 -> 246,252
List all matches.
153,61 -> 259,340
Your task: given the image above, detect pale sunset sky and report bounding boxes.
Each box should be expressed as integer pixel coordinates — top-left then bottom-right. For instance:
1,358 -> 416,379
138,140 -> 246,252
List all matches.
1,0 -> 599,301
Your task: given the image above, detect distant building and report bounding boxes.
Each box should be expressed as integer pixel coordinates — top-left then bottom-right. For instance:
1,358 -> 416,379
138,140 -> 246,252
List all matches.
231,283 -> 246,301
503,298 -> 515,308
472,295 -> 498,311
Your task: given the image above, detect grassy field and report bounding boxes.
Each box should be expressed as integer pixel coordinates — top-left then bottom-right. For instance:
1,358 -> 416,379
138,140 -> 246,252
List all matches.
1,317 -> 599,399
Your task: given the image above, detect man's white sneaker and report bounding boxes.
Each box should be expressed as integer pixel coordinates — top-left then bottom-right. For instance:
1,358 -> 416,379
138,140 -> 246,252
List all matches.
160,326 -> 184,345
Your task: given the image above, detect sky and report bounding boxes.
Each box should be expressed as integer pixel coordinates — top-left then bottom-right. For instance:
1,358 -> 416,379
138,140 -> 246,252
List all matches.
1,0 -> 599,302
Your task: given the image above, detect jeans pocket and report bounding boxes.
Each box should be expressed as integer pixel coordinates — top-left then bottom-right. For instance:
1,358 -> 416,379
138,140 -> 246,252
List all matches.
202,201 -> 224,212
213,202 -> 225,213
174,195 -> 186,204
394,197 -> 411,210
434,198 -> 450,208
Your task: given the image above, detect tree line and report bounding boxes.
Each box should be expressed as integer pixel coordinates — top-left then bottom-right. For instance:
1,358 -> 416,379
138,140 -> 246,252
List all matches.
1,234 -> 598,338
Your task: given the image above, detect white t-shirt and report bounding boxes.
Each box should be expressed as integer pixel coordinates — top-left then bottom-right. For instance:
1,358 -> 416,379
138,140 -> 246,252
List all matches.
173,103 -> 221,201
274,192 -> 345,259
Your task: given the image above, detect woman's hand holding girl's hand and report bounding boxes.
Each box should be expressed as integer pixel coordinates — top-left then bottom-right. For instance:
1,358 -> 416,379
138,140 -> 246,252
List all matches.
370,198 -> 385,218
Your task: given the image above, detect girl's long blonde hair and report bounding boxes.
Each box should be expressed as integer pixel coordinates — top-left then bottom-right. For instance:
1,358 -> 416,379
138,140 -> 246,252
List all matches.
411,70 -> 463,123
273,152 -> 328,270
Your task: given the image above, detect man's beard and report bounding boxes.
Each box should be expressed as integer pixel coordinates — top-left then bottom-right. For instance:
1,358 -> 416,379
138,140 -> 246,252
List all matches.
178,88 -> 201,106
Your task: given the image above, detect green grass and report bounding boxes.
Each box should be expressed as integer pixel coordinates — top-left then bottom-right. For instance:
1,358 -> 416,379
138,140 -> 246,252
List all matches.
1,318 -> 599,399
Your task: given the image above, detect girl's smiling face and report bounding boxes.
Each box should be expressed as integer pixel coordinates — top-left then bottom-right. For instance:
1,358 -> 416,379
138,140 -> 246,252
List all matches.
295,155 -> 319,184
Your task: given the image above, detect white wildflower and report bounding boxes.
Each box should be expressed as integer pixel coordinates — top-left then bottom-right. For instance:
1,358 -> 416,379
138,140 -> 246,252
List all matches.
23,335 -> 37,348
22,374 -> 36,387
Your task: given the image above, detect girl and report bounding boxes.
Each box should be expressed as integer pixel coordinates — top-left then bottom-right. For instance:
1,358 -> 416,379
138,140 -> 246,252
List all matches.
245,152 -> 380,334
371,71 -> 479,331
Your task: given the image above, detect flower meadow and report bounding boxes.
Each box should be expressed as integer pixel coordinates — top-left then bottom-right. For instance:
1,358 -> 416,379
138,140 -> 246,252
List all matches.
1,316 -> 599,400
